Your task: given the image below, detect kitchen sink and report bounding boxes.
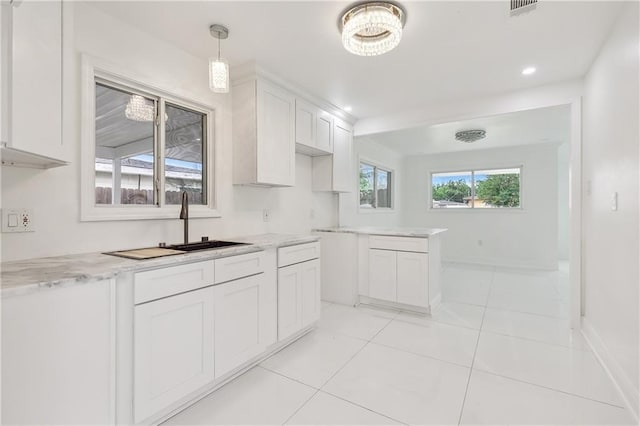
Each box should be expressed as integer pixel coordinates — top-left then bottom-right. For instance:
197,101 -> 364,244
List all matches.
167,240 -> 249,252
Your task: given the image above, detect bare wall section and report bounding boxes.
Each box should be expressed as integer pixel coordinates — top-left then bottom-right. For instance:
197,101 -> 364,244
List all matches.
582,0 -> 639,414
401,144 -> 559,269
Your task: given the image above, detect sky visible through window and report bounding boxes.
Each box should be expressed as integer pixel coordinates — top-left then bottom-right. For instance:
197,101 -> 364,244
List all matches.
134,154 -> 202,171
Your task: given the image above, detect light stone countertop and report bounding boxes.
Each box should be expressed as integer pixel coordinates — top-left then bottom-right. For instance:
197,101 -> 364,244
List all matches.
1,233 -> 318,298
312,226 -> 448,237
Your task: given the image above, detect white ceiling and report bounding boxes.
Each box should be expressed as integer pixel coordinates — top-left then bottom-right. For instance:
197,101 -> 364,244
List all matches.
365,104 -> 571,155
89,1 -> 622,120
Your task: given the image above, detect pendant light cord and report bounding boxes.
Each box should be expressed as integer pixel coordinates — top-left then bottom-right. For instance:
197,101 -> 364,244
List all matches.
217,32 -> 221,60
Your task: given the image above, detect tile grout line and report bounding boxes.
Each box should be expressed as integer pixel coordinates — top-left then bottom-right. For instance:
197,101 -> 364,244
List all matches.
366,340 -> 474,370
282,311 -> 399,425
456,265 -> 494,425
281,388 -> 321,425
318,389 -> 409,426
257,364 -> 321,390
471,368 -> 628,409
478,328 -> 591,352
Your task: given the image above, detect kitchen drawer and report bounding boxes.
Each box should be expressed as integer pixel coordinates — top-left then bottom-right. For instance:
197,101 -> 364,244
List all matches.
214,251 -> 265,284
134,260 -> 215,304
278,241 -> 320,267
368,235 -> 428,253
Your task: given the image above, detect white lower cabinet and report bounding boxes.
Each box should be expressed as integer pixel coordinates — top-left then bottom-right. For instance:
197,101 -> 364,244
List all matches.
396,251 -> 429,307
369,249 -> 397,301
368,248 -> 429,309
2,280 -> 115,425
213,273 -> 277,378
134,287 -> 215,423
277,258 -> 321,340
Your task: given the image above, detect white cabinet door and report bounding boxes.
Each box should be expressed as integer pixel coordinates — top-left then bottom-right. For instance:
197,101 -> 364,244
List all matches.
331,119 -> 353,192
396,251 -> 429,308
295,98 -> 316,148
368,249 -> 397,302
256,79 -> 295,186
214,273 -> 276,378
277,265 -> 301,340
10,0 -> 64,160
1,280 -> 114,425
134,287 -> 215,423
277,259 -> 321,340
300,259 -> 321,327
316,110 -> 334,153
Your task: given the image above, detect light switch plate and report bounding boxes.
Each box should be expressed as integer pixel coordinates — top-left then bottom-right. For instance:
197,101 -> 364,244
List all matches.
1,208 -> 34,233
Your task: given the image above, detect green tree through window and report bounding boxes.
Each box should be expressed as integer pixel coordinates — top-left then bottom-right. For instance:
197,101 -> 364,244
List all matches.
431,168 -> 521,209
476,173 -> 520,207
432,180 -> 471,203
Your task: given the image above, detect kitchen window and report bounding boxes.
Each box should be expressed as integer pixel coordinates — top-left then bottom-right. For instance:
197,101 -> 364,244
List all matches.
431,167 -> 521,209
81,57 -> 218,221
360,161 -> 393,209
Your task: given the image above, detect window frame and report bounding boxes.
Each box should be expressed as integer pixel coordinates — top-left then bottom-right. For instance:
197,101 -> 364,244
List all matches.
80,55 -> 220,221
429,165 -> 524,211
358,158 -> 394,212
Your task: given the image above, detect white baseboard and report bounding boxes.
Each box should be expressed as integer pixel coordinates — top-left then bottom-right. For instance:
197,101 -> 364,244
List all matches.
442,256 -> 558,271
581,316 -> 639,422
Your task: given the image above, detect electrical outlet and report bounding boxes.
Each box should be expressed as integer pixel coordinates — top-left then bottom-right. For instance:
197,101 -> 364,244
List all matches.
2,208 -> 34,233
611,192 -> 618,211
262,209 -> 271,222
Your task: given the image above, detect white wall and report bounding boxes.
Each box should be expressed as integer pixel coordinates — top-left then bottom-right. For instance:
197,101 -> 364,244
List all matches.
338,136 -> 403,228
0,3 -> 337,262
402,144 -> 559,270
557,142 -> 570,260
581,1 -> 639,415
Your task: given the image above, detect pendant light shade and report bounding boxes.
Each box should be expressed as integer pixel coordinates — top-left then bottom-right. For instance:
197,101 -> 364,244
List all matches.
125,95 -> 154,122
209,57 -> 229,93
209,24 -> 230,93
341,2 -> 406,56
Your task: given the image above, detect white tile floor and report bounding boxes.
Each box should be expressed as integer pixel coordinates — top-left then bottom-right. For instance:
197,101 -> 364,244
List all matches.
164,263 -> 636,425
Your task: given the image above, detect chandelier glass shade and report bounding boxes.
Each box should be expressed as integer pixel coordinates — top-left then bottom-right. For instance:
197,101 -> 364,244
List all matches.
125,95 -> 154,122
209,57 -> 229,93
341,2 -> 405,56
209,24 -> 230,93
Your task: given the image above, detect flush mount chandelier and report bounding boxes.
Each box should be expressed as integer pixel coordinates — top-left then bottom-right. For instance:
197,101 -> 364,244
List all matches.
340,2 -> 406,56
455,130 -> 486,143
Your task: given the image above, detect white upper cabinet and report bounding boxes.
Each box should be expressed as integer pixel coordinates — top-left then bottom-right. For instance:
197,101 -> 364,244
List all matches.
312,118 -> 353,192
295,99 -> 316,148
1,0 -> 68,168
295,98 -> 333,156
233,77 -> 295,187
315,109 -> 334,153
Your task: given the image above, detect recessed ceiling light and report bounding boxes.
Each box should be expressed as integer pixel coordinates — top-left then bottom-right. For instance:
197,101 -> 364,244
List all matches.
344,106 -> 353,112
522,66 -> 537,75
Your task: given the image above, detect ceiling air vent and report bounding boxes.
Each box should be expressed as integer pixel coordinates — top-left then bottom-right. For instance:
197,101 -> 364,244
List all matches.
510,0 -> 537,16
455,130 -> 486,143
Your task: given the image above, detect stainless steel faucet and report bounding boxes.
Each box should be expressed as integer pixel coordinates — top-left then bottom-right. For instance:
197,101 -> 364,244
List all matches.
179,191 -> 189,244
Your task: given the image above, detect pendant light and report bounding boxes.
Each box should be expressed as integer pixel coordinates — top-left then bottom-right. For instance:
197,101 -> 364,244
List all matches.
125,95 -> 154,122
209,24 -> 229,93
341,2 -> 406,56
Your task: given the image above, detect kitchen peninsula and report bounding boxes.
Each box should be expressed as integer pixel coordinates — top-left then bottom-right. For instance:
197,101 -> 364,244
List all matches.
313,227 -> 446,313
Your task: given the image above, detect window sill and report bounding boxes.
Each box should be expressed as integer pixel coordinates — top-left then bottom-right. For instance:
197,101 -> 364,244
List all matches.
359,207 -> 396,214
428,207 -> 525,213
80,205 -> 222,222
